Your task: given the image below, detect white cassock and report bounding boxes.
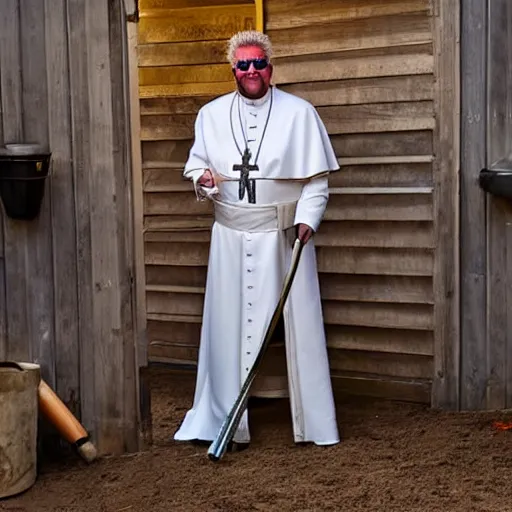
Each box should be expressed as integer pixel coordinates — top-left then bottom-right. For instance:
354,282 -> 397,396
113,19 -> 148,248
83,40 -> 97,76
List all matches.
173,86 -> 340,445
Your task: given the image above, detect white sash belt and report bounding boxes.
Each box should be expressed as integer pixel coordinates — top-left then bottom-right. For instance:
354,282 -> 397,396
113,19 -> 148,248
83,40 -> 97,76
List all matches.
213,199 -> 297,233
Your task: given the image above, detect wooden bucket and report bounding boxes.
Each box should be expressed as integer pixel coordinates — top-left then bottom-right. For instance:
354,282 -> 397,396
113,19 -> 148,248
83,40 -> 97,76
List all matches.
0,362 -> 40,499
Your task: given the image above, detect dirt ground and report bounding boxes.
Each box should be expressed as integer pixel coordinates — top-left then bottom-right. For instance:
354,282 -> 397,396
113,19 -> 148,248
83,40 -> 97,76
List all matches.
2,367 -> 512,512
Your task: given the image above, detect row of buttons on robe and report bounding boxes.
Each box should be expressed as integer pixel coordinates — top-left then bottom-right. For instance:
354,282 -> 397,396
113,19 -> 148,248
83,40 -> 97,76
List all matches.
242,233 -> 255,377
247,108 -> 258,144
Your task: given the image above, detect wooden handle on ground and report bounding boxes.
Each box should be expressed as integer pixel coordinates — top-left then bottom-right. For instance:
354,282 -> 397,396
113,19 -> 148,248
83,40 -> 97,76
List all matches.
38,379 -> 97,463
38,379 -> 88,444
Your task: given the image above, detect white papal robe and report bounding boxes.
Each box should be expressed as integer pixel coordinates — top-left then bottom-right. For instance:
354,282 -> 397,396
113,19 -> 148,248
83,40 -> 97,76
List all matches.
173,86 -> 340,445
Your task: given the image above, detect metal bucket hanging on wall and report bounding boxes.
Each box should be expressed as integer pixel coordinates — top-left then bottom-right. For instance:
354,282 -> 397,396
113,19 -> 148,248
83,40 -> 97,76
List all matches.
0,144 -> 51,220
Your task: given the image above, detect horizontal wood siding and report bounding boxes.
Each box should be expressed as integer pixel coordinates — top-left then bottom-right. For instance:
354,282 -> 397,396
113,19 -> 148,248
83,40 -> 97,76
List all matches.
140,0 -> 435,402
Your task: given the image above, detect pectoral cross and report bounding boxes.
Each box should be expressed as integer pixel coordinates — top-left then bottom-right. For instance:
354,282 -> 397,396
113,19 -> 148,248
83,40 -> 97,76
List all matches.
233,148 -> 258,204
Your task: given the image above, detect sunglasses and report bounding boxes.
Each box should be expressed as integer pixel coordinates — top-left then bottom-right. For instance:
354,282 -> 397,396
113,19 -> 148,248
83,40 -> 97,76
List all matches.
234,58 -> 269,72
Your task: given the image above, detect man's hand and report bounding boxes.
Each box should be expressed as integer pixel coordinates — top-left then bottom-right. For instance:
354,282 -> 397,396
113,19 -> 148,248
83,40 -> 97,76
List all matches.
297,223 -> 314,244
198,169 -> 214,188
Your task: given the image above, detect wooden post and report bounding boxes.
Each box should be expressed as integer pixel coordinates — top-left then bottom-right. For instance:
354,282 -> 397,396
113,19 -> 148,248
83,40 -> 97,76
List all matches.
255,0 -> 264,31
69,0 -> 141,455
431,0 -> 461,409
67,0 -> 96,434
83,0 -> 123,454
459,0 -> 488,409
0,0 -> 30,366
20,0 -> 56,387
485,0 -> 512,410
0,1 -> 21,362
45,0 -> 81,415
124,2 -> 152,447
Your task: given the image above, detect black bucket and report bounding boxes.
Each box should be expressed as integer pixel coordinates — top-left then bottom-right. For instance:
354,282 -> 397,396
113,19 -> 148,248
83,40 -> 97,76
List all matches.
0,152 -> 51,220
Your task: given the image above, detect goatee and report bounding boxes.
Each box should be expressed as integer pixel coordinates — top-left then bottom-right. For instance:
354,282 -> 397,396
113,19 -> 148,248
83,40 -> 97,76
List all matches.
236,77 -> 267,100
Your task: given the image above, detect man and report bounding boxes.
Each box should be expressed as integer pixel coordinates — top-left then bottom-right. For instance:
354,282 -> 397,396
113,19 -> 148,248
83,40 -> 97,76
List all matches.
174,30 -> 340,448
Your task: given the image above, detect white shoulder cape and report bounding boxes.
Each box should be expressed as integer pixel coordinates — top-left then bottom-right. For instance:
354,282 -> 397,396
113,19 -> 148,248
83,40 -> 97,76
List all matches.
184,86 -> 339,181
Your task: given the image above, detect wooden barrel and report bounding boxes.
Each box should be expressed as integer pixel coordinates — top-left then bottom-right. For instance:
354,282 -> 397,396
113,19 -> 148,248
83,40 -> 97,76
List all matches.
0,362 -> 40,499
251,341 -> 289,398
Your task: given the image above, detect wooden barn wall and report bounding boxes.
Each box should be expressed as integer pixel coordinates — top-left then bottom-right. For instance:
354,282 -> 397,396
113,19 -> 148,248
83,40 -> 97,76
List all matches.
139,0 -> 459,404
0,0 -> 144,454
461,0 -> 512,410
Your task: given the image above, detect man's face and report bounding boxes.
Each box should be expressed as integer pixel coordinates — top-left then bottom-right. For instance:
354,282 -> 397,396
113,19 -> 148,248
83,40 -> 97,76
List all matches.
233,45 -> 273,99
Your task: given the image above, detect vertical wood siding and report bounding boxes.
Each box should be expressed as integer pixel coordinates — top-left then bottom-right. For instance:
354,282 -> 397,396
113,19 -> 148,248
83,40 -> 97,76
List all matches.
460,0 -> 512,410
139,0 -> 457,403
0,0 -> 142,454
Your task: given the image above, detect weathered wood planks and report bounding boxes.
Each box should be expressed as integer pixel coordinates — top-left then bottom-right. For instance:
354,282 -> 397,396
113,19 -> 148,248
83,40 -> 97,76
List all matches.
273,45 -> 434,84
142,163 -> 434,190
329,349 -> 433,379
137,0 -> 441,403
459,0 -> 487,411
140,0 -> 253,9
460,0 -> 512,411
0,0 -> 30,366
145,242 -> 434,275
268,11 -> 432,58
0,0 -> 142,455
139,39 -> 230,67
45,0 -> 80,410
265,0 -> 431,30
139,64 -> 232,86
431,0 -> 460,410
143,221 -> 434,248
140,101 -> 435,140
281,75 -> 434,106
139,4 -> 256,44
67,0 -> 95,430
141,131 -> 433,166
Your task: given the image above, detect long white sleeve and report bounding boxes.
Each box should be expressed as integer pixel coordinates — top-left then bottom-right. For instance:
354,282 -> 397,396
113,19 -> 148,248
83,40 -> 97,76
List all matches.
293,176 -> 329,232
184,109 -> 209,180
183,109 -> 220,200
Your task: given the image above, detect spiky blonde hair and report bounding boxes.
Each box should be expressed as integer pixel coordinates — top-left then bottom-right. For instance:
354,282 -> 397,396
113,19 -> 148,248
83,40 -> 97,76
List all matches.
226,30 -> 273,66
